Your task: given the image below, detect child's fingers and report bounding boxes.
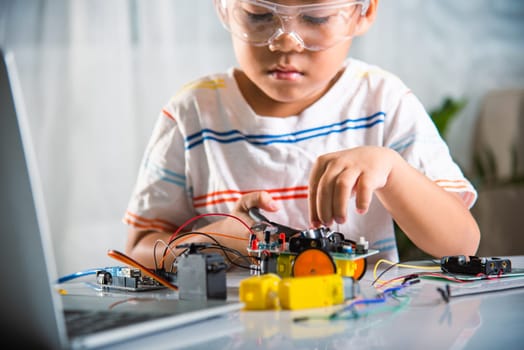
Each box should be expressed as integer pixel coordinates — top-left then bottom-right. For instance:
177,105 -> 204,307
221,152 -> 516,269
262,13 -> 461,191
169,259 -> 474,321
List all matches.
331,168 -> 360,223
235,191 -> 278,213
308,160 -> 325,226
354,172 -> 385,214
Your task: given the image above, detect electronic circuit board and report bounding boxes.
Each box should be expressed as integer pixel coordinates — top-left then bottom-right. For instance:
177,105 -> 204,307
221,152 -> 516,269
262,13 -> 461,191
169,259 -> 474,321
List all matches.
96,266 -> 165,291
246,208 -> 380,279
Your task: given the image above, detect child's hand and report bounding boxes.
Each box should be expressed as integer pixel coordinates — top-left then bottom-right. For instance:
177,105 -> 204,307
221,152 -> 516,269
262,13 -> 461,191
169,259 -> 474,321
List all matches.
231,190 -> 280,227
308,146 -> 401,227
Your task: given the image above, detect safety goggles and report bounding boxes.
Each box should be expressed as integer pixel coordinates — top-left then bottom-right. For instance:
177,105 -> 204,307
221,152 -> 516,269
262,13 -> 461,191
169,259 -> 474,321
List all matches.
215,0 -> 370,51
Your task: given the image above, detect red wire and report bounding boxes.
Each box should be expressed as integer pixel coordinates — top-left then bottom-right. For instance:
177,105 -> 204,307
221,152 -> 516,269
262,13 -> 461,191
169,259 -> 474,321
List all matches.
375,271 -> 469,289
168,212 -> 255,243
160,212 -> 256,268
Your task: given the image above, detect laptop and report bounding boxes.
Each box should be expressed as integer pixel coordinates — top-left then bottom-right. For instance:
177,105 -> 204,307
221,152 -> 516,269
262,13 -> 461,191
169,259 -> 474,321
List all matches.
0,49 -> 243,350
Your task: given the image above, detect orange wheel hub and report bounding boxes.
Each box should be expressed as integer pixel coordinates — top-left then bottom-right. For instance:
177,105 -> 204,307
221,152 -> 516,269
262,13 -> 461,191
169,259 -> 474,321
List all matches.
292,248 -> 336,277
353,258 -> 367,280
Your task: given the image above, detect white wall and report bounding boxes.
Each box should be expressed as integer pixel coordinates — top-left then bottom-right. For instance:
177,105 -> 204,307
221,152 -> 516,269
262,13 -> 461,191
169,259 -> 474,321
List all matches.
1,0 -> 523,276
351,1 -> 524,171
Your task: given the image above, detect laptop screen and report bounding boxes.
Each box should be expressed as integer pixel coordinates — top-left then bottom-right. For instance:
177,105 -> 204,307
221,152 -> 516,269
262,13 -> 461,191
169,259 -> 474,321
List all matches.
0,50 -> 244,350
0,49 -> 68,349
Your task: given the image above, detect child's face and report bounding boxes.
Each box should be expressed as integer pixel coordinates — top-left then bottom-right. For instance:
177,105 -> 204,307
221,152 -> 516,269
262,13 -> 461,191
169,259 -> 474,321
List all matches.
217,0 -> 376,115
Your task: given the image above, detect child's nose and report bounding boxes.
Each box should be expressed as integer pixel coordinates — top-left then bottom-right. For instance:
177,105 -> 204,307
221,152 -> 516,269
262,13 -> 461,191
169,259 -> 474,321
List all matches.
268,30 -> 305,53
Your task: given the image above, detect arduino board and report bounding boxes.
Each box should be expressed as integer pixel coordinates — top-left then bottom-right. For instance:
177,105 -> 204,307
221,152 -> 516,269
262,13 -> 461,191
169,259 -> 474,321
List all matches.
96,266 -> 165,291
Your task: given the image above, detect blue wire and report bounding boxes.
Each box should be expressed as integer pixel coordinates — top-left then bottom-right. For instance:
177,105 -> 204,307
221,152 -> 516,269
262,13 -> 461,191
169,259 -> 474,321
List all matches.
331,285 -> 407,318
56,268 -> 102,284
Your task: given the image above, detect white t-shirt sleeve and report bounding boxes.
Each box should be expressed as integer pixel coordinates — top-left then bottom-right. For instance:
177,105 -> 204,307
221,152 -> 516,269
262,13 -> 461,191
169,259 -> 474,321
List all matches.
384,89 -> 477,208
123,106 -> 195,232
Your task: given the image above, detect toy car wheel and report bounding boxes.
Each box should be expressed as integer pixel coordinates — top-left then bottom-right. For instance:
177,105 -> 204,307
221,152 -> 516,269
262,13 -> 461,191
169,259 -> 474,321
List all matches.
353,258 -> 367,280
292,248 -> 337,277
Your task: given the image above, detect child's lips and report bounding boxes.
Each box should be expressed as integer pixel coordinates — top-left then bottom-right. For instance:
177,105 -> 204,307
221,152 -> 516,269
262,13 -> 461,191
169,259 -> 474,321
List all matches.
269,68 -> 303,81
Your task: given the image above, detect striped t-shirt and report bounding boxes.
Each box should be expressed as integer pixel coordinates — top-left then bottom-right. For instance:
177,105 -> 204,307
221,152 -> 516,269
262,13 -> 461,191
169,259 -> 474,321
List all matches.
123,58 -> 477,262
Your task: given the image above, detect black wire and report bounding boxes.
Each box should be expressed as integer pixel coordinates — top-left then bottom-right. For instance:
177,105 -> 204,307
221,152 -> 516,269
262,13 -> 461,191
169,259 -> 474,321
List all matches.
437,282 -> 524,302
371,261 -> 400,286
162,231 -> 253,270
371,258 -> 442,287
202,245 -> 253,270
158,231 -> 222,269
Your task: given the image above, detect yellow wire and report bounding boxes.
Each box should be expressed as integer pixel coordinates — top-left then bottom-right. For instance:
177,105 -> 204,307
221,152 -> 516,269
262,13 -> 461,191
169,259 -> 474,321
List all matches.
373,258 -> 441,285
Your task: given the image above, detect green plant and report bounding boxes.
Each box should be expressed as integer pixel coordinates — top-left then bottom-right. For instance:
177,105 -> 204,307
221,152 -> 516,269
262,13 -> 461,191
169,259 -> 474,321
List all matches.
429,97 -> 467,137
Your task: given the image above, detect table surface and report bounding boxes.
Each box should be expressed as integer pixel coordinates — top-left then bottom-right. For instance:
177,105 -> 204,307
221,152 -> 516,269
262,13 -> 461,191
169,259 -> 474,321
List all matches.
63,255 -> 524,350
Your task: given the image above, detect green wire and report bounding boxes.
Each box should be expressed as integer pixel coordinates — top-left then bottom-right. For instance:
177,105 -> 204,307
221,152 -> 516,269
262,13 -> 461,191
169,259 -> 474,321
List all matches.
293,291 -> 411,323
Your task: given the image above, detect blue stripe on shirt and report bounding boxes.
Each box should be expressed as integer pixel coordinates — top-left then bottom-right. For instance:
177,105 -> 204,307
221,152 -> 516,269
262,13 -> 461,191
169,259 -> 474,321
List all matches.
371,237 -> 397,253
144,158 -> 186,187
185,112 -> 386,150
389,133 -> 416,153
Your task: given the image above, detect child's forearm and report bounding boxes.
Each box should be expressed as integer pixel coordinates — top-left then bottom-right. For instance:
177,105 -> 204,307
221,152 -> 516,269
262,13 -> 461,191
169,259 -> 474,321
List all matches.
376,158 -> 480,258
125,219 -> 252,270
125,229 -> 174,269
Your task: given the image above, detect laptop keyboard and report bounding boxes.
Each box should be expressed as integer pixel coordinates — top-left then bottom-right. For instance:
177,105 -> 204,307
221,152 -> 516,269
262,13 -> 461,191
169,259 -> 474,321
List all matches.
65,309 -> 169,337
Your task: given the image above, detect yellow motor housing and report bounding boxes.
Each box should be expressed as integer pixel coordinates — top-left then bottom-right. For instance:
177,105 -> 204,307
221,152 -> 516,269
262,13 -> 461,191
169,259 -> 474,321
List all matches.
279,274 -> 344,310
239,273 -> 281,310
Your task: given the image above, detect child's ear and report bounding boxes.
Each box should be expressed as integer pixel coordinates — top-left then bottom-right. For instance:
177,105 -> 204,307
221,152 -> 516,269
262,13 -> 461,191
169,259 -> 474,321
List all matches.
354,0 -> 379,36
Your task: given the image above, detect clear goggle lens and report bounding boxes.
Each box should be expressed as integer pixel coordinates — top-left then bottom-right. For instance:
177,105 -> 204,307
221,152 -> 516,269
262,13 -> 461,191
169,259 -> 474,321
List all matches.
221,0 -> 368,51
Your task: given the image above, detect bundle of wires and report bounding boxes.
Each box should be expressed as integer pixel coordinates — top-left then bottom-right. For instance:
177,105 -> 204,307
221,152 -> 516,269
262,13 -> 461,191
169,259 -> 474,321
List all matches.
293,259 -> 441,323
103,212 -> 258,290
329,282 -> 415,320
156,212 -> 257,272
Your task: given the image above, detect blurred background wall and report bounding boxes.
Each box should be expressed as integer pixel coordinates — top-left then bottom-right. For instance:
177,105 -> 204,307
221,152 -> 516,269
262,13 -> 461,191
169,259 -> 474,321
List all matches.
0,0 -> 523,275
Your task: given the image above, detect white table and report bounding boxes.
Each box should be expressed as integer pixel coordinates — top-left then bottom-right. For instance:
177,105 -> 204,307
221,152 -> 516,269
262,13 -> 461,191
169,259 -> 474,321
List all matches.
82,255 -> 524,350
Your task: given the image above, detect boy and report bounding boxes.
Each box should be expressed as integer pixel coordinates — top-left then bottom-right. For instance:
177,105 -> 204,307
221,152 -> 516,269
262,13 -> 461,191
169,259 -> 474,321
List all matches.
123,0 -> 480,269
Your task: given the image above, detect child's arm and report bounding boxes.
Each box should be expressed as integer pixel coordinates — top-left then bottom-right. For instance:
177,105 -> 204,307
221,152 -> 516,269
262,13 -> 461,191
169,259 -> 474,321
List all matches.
125,191 -> 279,269
308,146 -> 480,258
